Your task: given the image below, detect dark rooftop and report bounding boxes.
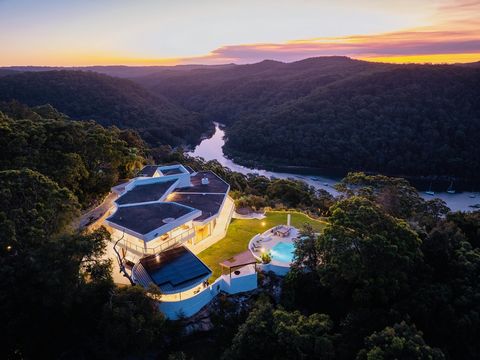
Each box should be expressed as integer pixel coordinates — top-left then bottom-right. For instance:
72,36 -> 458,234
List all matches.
116,179 -> 177,205
183,165 -> 194,174
107,202 -> 197,235
168,193 -> 226,221
160,167 -> 184,176
177,171 -> 229,194
137,165 -> 159,177
140,246 -> 211,292
220,250 -> 257,269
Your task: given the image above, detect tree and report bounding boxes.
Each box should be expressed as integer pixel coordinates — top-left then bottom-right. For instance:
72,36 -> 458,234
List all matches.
292,223 -> 321,272
335,172 -> 431,221
96,286 -> 167,357
223,297 -> 335,360
318,196 -> 422,307
0,109 -> 146,206
356,321 -> 445,360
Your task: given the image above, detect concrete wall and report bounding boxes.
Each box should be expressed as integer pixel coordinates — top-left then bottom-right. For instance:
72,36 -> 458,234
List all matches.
159,267 -> 257,319
261,263 -> 290,276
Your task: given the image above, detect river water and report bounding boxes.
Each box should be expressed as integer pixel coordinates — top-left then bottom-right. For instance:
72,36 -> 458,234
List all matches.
188,123 -> 479,212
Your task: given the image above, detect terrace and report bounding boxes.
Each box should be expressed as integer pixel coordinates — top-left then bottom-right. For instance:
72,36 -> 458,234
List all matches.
197,211 -> 327,280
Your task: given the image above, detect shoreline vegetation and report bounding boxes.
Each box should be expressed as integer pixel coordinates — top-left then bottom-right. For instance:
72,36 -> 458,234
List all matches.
223,146 -> 480,190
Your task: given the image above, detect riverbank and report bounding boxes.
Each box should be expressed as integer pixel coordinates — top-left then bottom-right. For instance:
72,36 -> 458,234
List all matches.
188,123 -> 480,212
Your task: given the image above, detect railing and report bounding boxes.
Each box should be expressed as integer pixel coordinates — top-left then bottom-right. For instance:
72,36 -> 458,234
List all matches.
115,228 -> 195,255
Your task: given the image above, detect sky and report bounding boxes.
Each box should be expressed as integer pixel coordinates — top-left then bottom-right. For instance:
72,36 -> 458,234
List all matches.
0,0 -> 479,66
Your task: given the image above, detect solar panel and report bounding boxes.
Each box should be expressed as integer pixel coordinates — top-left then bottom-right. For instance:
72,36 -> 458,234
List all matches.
145,247 -> 211,291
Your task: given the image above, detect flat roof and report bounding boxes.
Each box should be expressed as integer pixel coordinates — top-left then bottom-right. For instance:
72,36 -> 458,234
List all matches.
177,171 -> 229,194
137,165 -> 158,177
116,179 -> 177,205
160,167 -> 184,176
168,193 -> 226,221
220,250 -> 257,269
140,246 -> 211,293
107,202 -> 197,235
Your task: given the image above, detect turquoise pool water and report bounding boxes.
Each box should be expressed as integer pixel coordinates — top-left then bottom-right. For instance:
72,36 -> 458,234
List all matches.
270,242 -> 295,263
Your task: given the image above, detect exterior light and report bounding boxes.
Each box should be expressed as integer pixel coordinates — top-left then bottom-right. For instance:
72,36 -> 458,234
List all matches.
261,221 -> 266,227
6,245 -> 12,251
155,254 -> 160,262
261,247 -> 265,253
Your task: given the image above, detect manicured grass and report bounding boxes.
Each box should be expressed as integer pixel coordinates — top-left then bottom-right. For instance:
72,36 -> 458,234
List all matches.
197,211 -> 327,280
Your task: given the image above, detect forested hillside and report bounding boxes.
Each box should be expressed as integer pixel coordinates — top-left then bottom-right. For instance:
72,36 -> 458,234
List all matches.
225,65 -> 480,180
132,57 -> 480,180
135,57 -> 391,123
0,102 -> 145,206
0,70 -> 211,146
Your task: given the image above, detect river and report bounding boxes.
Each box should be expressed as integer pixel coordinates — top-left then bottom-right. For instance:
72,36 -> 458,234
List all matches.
188,123 -> 479,212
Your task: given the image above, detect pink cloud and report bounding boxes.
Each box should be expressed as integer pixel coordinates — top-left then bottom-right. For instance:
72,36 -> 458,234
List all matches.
180,28 -> 480,64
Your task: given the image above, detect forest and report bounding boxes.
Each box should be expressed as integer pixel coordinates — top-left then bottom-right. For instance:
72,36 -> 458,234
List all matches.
224,65 -> 480,180
0,70 -> 211,146
126,57 -> 480,181
1,104 -> 479,359
2,58 -> 480,180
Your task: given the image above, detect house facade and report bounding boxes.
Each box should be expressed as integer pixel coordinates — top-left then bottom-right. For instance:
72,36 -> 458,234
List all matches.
106,164 -> 233,262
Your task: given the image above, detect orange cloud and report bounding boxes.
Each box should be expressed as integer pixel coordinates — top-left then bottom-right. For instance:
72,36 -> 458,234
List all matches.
172,0 -> 480,65
176,29 -> 480,65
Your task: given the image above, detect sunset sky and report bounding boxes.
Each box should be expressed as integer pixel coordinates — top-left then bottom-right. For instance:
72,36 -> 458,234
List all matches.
1,0 -> 479,66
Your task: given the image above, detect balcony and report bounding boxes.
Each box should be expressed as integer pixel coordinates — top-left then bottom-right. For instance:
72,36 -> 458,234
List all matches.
116,228 -> 195,255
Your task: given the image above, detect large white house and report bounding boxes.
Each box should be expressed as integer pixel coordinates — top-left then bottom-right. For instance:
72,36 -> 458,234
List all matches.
104,164 -> 255,317
106,164 -> 232,259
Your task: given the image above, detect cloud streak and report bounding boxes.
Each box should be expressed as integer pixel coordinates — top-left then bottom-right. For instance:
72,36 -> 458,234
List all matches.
172,0 -> 480,65
179,28 -> 480,64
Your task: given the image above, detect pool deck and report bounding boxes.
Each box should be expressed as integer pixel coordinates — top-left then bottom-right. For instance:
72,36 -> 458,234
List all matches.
249,226 -> 299,268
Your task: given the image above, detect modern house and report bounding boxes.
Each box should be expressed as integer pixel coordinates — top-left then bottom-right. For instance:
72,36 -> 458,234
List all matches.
104,164 -> 256,318
106,164 -> 232,261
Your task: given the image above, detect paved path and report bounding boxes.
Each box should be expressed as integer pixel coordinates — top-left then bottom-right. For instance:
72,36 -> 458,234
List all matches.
233,211 -> 266,220
73,192 -> 118,230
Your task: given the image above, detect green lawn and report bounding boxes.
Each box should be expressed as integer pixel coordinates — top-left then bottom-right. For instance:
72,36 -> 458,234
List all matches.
197,211 -> 327,281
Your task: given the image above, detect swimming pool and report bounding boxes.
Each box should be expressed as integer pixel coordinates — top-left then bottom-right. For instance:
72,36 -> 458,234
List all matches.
270,242 -> 295,263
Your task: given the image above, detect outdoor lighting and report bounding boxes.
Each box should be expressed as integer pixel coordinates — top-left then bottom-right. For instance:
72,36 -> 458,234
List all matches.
261,247 -> 265,253
6,245 -> 12,251
261,221 -> 266,227
155,253 -> 160,262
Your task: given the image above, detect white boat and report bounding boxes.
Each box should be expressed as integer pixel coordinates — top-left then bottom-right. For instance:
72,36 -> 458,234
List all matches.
447,181 -> 456,194
425,183 -> 435,196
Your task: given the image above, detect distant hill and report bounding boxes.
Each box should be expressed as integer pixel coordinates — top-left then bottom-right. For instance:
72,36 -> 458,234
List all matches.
130,56 -> 480,180
1,64 -> 236,78
0,70 -> 211,146
133,56 -> 395,124
0,69 -> 19,77
223,64 -> 480,180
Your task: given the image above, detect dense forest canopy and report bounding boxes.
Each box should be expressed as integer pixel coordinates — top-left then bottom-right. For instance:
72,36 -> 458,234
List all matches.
0,102 -> 146,206
122,57 -> 480,180
0,70 -> 212,146
225,65 -> 480,180
3,57 -> 480,180
1,59 -> 480,359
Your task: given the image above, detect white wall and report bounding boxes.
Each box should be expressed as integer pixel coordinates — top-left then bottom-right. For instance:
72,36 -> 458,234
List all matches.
261,263 -> 290,276
158,267 -> 257,319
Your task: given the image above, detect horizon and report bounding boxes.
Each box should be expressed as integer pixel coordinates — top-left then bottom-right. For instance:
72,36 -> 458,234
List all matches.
1,0 -> 480,66
2,55 -> 480,69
